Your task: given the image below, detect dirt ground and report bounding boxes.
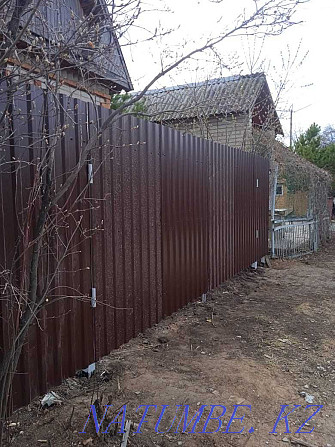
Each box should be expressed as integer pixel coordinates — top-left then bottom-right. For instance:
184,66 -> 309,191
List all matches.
5,239 -> 335,447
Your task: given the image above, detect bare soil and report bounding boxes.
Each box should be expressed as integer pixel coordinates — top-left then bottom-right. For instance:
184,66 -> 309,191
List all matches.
5,239 -> 335,447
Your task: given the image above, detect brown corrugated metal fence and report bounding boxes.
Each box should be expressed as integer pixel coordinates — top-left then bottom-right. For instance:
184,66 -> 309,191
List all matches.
0,85 -> 269,410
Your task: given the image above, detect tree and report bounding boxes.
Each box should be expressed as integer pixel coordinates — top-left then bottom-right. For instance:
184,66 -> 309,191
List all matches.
294,123 -> 335,193
321,124 -> 335,147
0,0 -> 309,441
294,123 -> 321,157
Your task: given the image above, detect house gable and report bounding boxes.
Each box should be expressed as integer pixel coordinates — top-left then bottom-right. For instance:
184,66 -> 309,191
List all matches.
139,73 -> 281,150
252,81 -> 282,135
0,0 -> 132,93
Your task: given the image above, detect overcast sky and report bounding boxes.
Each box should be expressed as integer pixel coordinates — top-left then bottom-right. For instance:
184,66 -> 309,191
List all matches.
121,0 -> 334,143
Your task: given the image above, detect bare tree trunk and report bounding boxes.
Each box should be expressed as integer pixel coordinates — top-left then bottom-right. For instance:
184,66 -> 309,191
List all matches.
0,155 -> 52,445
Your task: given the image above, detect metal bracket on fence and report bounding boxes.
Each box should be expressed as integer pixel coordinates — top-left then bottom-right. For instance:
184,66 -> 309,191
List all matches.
91,287 -> 97,308
88,162 -> 93,184
255,229 -> 259,239
256,178 -> 259,188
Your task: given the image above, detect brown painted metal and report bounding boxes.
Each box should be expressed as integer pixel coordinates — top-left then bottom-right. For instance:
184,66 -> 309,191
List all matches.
0,86 -> 269,410
161,135 -> 269,315
92,115 -> 163,360
161,131 -> 209,316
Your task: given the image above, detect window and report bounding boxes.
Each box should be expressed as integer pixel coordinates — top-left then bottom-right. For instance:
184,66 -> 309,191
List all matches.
276,184 -> 283,196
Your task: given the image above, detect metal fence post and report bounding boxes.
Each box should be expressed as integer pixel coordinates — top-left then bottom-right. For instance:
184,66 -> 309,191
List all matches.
270,164 -> 278,259
271,223 -> 275,258
314,220 -> 319,252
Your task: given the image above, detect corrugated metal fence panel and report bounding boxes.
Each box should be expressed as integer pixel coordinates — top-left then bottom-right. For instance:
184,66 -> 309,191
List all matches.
0,91 -> 269,410
58,94 -> 95,381
5,86 -> 96,409
93,116 -> 163,359
161,131 -> 209,316
0,82 -> 27,408
208,145 -> 267,290
208,143 -> 229,288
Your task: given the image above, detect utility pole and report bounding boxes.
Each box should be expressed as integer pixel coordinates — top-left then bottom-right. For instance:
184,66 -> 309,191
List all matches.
289,105 -> 293,150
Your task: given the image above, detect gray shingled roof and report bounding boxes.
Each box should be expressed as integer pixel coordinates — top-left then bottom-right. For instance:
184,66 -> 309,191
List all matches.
141,73 -> 269,122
